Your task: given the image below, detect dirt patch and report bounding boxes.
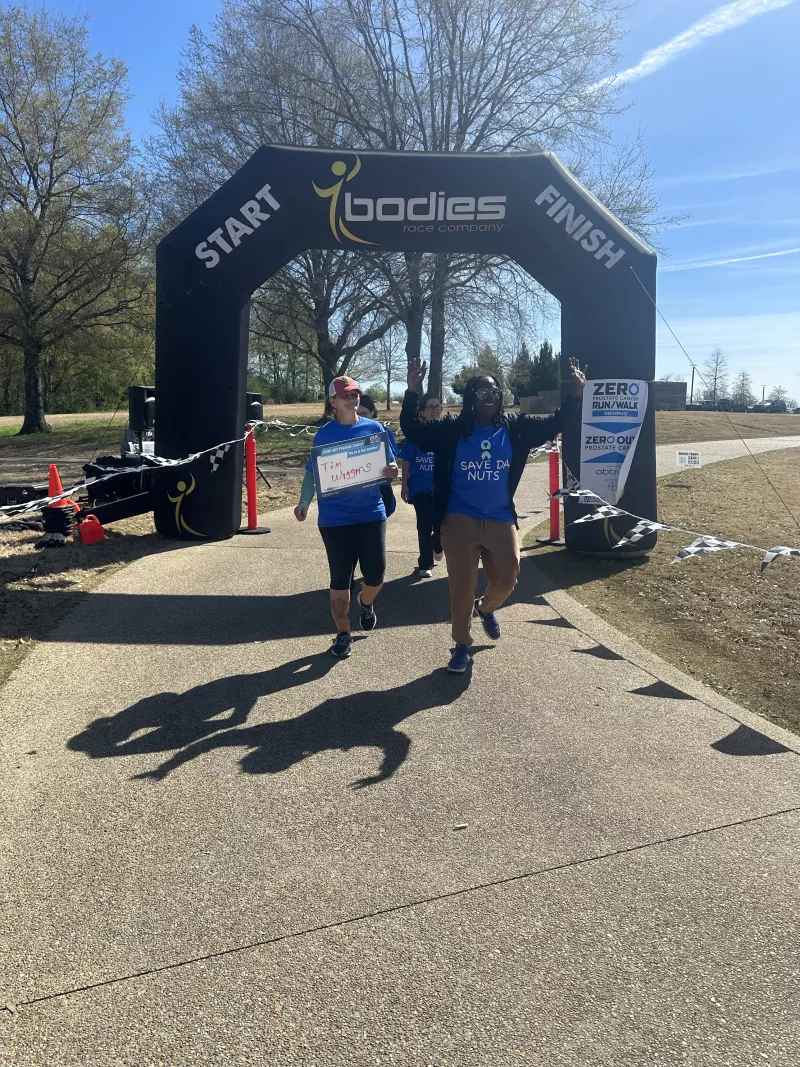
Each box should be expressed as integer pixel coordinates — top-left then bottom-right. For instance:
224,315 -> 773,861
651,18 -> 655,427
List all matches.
523,450 -> 800,734
0,474 -> 300,687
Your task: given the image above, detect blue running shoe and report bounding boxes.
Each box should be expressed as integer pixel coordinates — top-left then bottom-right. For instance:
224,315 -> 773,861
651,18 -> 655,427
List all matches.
331,632 -> 353,658
474,599 -> 501,640
447,644 -> 472,673
357,591 -> 377,632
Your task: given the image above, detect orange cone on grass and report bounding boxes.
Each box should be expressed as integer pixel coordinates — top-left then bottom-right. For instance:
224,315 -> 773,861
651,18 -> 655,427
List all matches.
47,463 -> 79,513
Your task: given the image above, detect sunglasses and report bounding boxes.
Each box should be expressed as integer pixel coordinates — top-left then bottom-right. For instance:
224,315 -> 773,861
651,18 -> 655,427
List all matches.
474,387 -> 501,401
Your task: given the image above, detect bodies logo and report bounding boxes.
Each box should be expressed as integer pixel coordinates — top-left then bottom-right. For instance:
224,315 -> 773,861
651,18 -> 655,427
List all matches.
313,156 -> 506,245
313,157 -> 377,245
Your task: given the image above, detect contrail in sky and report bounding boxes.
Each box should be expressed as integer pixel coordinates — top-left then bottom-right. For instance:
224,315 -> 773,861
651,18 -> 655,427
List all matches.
663,247 -> 800,271
594,0 -> 796,89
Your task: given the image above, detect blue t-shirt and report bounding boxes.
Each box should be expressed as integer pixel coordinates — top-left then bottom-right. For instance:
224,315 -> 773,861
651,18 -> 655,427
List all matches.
306,417 -> 388,527
398,440 -> 435,496
448,424 -> 514,522
385,426 -> 399,458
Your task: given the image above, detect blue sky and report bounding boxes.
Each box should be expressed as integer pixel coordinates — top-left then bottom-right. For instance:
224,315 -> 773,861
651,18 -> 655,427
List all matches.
55,0 -> 800,395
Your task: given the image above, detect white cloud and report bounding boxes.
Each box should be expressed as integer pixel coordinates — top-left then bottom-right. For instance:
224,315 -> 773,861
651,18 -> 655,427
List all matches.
594,0 -> 797,89
662,247 -> 800,271
661,163 -> 799,185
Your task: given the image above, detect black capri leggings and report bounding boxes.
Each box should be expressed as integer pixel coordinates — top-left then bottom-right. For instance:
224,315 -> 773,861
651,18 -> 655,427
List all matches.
319,520 -> 387,591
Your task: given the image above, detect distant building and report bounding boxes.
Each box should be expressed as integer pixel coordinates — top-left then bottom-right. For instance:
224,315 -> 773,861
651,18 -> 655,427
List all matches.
651,380 -> 687,411
519,389 -> 561,414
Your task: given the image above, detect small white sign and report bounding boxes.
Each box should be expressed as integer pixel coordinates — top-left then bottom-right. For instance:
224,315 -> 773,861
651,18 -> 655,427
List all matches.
677,451 -> 702,468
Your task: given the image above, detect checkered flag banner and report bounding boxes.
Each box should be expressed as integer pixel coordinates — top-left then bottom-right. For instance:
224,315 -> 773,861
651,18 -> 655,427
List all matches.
209,442 -> 231,473
571,504 -> 627,524
614,519 -> 677,547
671,535 -> 747,564
761,545 -> 800,572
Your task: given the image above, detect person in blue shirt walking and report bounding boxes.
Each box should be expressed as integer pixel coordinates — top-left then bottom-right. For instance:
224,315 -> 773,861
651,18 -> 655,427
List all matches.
295,376 -> 398,659
398,392 -> 443,577
357,394 -> 399,457
357,393 -> 399,520
401,357 -> 586,673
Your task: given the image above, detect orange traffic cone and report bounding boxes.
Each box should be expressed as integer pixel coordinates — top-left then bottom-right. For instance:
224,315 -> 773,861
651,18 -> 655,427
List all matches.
47,463 -> 79,513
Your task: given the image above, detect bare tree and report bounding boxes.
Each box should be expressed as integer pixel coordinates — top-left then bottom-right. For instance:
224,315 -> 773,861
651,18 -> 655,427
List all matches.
249,250 -> 400,391
269,0 -> 668,388
732,370 -> 755,406
702,348 -> 729,405
149,0 -> 669,397
0,6 -> 148,433
148,4 -> 402,393
362,326 -> 407,409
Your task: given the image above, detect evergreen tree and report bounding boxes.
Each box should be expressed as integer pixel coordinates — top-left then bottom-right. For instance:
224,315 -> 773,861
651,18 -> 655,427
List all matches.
508,341 -> 535,401
531,341 -> 561,393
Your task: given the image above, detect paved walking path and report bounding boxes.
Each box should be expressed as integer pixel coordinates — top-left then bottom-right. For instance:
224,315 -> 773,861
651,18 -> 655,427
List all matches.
1,443 -> 799,1065
655,434 -> 800,476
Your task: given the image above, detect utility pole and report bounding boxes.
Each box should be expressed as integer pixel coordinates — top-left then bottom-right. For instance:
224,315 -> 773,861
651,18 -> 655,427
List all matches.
762,384 -> 767,402
689,366 -> 695,406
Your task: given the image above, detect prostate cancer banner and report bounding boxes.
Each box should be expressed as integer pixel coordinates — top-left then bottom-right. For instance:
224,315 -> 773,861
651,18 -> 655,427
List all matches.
312,431 -> 390,498
579,380 -> 648,504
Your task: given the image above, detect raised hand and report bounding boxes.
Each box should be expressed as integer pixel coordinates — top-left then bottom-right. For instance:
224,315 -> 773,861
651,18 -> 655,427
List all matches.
568,357 -> 587,395
407,357 -> 427,393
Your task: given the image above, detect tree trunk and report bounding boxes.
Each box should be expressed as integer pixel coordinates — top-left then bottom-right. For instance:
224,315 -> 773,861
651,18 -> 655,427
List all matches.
18,342 -> 51,434
404,252 -> 424,368
428,253 -> 448,398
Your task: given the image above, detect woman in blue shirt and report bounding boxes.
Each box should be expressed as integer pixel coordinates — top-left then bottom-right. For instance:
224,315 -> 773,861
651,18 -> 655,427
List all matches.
398,392 -> 442,577
401,358 -> 586,673
295,376 -> 398,659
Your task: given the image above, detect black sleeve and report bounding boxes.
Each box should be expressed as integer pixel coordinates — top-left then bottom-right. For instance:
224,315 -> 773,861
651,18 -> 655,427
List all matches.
515,393 -> 582,451
399,390 -> 452,452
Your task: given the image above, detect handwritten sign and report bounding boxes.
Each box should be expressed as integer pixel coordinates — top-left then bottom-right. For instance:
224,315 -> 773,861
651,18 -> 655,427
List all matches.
311,431 -> 391,498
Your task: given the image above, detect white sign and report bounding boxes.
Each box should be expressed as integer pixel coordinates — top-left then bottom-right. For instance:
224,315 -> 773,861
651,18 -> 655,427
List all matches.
311,431 -> 390,498
579,379 -> 648,504
677,451 -> 702,468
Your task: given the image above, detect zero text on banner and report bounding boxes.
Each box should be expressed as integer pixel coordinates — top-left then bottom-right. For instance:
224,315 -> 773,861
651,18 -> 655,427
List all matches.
579,379 -> 648,504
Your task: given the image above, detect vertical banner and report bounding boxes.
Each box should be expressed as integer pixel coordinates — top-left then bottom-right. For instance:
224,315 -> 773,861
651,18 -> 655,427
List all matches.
579,380 -> 648,504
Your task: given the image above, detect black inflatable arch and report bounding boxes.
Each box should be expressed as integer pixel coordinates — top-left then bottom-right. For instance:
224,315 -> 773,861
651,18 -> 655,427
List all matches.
155,145 -> 657,550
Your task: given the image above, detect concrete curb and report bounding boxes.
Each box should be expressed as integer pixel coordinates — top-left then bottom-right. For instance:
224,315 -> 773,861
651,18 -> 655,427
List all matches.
530,566 -> 800,753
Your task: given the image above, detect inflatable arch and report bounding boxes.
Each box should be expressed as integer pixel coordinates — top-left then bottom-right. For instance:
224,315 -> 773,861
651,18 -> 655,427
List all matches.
155,146 -> 657,551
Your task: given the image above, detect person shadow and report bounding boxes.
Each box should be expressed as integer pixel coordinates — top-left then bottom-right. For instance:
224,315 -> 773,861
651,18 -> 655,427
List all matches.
68,651 -> 485,789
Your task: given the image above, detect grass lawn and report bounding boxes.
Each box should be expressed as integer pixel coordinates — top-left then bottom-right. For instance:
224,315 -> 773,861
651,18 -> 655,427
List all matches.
524,449 -> 800,734
655,409 -> 800,444
2,407 -> 798,469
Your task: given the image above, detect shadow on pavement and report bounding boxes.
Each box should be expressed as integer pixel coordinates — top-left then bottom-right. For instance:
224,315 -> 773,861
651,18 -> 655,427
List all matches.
33,571 -> 456,645
68,658 -> 481,788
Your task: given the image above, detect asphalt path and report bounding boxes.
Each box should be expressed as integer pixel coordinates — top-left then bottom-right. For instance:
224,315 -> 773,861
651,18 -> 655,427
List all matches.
1,445 -> 799,1065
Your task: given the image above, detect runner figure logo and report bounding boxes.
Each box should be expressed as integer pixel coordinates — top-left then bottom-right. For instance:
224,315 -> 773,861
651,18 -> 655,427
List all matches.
312,157 -> 377,246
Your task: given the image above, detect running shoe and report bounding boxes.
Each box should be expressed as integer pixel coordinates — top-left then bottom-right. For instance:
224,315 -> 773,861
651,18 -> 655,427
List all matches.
418,568 -> 433,578
475,598 -> 501,640
331,632 -> 353,658
357,591 -> 377,632
447,644 -> 471,673
433,552 -> 444,564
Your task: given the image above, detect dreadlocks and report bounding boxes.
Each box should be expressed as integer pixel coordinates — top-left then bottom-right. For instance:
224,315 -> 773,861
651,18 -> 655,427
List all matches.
458,376 -> 506,439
